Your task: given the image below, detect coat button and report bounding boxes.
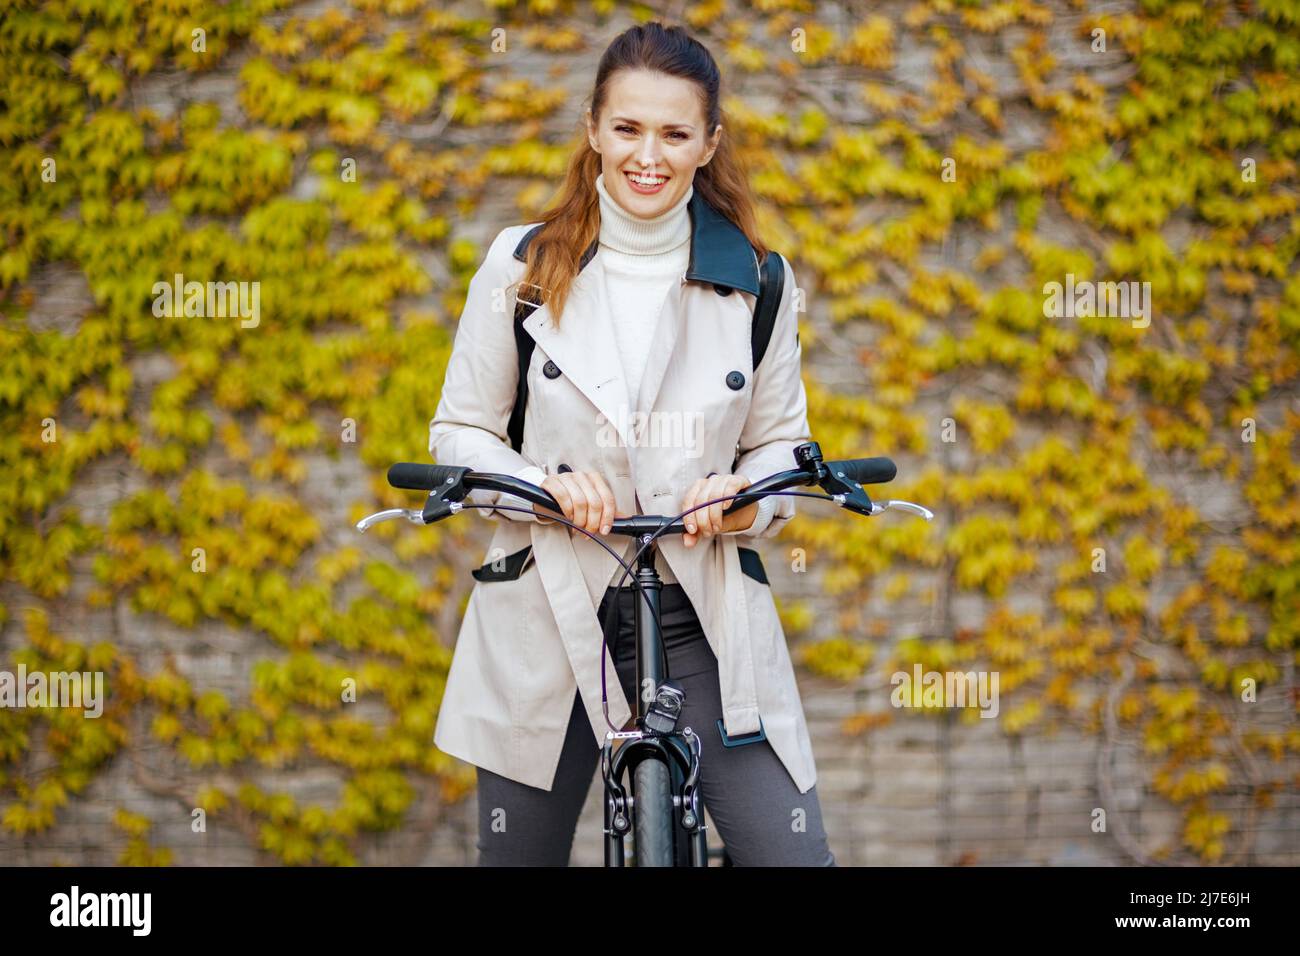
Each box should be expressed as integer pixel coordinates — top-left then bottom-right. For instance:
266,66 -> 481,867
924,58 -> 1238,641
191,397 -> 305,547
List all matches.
714,284 -> 733,296
726,370 -> 745,390
543,360 -> 561,379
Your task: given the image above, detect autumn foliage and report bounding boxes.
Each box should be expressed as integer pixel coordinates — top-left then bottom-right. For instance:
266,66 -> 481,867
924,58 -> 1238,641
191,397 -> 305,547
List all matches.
1,0 -> 1298,864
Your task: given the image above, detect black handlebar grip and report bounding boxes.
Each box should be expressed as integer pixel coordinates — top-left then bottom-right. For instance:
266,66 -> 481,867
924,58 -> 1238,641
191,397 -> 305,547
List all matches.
387,463 -> 464,491
832,457 -> 897,485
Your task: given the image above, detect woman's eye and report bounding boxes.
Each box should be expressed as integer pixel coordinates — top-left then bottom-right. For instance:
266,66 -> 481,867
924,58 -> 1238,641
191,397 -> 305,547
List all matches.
615,126 -> 687,140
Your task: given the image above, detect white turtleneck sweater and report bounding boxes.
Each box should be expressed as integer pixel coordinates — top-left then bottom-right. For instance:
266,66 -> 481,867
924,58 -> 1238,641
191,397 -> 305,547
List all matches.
592,171 -> 776,586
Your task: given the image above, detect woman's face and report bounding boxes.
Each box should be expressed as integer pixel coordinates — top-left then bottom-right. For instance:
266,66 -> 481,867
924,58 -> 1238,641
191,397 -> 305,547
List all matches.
586,68 -> 721,220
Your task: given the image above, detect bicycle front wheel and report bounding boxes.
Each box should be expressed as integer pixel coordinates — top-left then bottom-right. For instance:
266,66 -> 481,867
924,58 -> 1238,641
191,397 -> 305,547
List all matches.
633,758 -> 675,867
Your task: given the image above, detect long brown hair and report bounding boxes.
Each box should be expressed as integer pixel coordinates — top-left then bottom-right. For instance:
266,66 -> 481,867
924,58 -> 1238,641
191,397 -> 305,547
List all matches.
509,21 -> 769,326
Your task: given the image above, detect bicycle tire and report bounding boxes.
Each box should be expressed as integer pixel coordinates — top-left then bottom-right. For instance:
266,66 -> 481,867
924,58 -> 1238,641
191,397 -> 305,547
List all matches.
633,758 -> 675,867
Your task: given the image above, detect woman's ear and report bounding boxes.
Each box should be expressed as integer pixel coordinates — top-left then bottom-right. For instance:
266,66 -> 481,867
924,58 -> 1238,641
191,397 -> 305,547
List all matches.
700,122 -> 722,167
586,108 -> 600,153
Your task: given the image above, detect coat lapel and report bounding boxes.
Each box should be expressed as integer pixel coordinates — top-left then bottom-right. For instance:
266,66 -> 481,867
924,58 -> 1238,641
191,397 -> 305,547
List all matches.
521,262 -> 636,453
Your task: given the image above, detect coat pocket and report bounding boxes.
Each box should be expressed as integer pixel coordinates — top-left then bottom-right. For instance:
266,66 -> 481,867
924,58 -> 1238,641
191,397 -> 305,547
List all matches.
737,546 -> 769,585
471,544 -> 535,582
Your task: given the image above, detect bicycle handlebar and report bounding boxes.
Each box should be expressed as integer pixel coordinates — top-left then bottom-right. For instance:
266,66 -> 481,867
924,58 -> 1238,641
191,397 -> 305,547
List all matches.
360,441 -> 932,534
358,441 -> 934,751
825,456 -> 896,487
387,462 -> 468,491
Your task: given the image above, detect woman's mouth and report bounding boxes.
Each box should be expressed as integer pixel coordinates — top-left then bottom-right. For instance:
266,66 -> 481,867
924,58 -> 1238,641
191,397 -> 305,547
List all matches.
624,171 -> 669,195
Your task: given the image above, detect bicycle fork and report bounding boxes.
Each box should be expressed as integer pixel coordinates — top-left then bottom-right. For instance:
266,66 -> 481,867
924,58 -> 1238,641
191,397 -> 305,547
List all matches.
601,727 -> 708,866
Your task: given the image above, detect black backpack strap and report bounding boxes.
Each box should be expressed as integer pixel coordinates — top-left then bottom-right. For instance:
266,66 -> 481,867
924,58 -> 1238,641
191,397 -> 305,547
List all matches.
751,250 -> 785,372
506,225 -> 550,454
507,287 -> 541,454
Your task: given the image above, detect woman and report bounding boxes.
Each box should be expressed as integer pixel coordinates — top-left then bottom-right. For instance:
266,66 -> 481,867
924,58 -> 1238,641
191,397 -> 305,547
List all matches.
429,21 -> 834,866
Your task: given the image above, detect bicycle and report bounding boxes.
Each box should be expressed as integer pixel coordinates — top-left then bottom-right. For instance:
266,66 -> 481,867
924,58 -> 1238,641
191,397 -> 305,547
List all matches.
356,440 -> 933,866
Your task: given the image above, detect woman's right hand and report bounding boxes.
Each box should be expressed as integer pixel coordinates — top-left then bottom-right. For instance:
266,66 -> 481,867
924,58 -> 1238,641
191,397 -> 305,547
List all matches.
534,470 -> 627,536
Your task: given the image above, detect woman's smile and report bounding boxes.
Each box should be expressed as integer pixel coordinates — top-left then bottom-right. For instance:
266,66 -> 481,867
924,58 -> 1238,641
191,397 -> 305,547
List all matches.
624,170 -> 670,194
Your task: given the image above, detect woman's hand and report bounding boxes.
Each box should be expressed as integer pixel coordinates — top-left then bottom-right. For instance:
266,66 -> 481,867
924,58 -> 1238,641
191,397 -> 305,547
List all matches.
680,473 -> 758,548
534,470 -> 627,537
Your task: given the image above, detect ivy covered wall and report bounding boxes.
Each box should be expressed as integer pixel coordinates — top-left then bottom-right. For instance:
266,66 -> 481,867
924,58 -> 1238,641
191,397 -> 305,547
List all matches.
1,0 -> 1297,865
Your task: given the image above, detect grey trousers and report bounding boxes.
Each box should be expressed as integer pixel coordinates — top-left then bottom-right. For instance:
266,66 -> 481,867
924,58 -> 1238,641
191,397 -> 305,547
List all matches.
475,584 -> 836,866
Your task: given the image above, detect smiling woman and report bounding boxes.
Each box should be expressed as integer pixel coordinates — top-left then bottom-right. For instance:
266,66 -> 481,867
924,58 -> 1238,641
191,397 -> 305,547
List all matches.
588,71 -> 716,211
428,20 -> 833,867
508,24 -> 772,331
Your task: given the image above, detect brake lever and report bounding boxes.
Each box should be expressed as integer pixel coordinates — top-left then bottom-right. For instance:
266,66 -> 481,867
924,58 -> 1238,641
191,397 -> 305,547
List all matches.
871,499 -> 935,520
355,508 -> 433,532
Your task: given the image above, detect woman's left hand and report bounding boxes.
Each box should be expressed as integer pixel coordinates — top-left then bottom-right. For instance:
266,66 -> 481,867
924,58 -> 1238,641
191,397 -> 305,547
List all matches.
681,473 -> 758,548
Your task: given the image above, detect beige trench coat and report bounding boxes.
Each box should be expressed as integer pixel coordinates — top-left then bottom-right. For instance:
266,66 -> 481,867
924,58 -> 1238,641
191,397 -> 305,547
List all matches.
428,190 -> 818,793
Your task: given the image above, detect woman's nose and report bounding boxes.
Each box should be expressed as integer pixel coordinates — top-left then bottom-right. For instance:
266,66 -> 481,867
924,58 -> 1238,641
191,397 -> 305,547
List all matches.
637,140 -> 663,167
